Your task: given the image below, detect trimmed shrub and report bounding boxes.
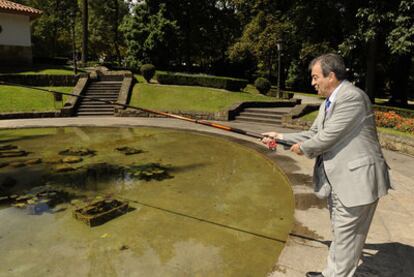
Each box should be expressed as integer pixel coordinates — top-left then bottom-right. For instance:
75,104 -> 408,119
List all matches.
254,77 -> 271,95
156,72 -> 248,92
140,64 -> 156,83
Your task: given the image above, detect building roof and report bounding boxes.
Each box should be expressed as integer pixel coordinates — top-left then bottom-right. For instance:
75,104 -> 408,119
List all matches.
0,0 -> 42,19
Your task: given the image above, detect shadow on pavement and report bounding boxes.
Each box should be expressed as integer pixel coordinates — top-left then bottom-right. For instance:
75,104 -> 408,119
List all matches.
357,242 -> 414,277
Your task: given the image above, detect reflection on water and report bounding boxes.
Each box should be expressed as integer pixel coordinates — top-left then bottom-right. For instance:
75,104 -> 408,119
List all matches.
0,127 -> 294,276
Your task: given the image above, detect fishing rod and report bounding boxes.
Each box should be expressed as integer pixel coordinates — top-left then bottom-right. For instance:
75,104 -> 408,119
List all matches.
0,81 -> 292,149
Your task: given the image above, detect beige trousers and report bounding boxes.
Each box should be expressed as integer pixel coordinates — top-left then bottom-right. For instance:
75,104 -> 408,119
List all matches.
322,191 -> 378,277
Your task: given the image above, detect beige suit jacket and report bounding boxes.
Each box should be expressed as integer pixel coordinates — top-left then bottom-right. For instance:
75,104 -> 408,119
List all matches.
283,81 -> 391,207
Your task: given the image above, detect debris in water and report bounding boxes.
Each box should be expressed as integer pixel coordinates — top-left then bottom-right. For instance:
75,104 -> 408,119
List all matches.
73,198 -> 129,227
119,244 -> 129,251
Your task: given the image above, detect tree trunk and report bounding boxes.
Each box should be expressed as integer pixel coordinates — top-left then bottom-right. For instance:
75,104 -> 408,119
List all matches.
365,38 -> 376,103
113,0 -> 121,64
81,0 -> 88,65
389,54 -> 411,107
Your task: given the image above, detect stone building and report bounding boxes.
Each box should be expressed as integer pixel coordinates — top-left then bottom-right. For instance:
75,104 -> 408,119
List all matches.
0,0 -> 42,65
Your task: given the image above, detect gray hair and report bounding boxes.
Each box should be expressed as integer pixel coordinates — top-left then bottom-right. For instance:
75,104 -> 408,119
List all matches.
309,53 -> 347,81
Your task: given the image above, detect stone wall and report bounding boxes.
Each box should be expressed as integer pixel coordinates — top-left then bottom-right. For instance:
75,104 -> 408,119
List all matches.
0,45 -> 32,65
0,111 -> 60,119
116,109 -> 228,121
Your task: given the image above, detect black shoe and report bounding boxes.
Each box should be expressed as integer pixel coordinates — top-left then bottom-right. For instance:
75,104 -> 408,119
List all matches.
305,272 -> 324,277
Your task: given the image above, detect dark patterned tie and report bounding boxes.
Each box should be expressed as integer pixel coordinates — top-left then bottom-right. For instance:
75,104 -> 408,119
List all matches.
325,99 -> 331,111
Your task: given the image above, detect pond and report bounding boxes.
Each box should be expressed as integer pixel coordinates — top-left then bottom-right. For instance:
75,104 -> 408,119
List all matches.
0,127 -> 294,276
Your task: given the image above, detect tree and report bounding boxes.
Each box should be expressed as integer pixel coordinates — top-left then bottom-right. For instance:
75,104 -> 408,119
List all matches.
339,0 -> 413,105
121,2 -> 178,69
22,0 -> 78,58
88,0 -> 131,64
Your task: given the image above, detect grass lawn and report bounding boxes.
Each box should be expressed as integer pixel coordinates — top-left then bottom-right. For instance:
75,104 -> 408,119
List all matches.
0,85 -> 72,112
0,65 -> 85,75
130,82 -> 278,112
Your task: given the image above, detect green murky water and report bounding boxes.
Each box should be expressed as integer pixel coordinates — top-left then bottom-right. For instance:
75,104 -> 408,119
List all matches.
0,127 -> 294,277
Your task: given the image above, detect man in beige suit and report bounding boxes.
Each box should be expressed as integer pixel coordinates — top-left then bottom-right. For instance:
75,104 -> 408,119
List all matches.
263,53 -> 391,277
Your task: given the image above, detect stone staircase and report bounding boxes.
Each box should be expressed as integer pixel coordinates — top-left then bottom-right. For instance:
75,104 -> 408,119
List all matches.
76,81 -> 122,116
233,107 -> 292,125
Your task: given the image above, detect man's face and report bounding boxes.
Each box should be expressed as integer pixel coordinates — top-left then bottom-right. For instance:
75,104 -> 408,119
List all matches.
311,62 -> 333,97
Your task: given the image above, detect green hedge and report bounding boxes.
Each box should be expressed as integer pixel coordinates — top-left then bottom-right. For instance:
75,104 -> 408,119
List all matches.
156,72 -> 248,92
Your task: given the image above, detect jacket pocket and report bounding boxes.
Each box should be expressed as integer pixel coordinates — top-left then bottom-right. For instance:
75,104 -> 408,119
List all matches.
347,156 -> 375,170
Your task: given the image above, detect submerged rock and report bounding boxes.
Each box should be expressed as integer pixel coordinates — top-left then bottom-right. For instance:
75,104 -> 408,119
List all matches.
0,150 -> 29,158
59,147 -> 96,157
9,161 -> 26,168
127,163 -> 172,181
116,146 -> 144,155
0,144 -> 18,151
24,158 -> 42,165
0,162 -> 9,168
62,156 -> 83,164
44,157 -> 62,164
55,164 -> 76,172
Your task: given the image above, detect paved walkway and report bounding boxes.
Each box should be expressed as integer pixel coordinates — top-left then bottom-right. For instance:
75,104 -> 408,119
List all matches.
0,117 -> 413,276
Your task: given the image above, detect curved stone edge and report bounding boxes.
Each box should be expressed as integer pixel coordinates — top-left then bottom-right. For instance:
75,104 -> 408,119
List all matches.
0,118 -> 297,275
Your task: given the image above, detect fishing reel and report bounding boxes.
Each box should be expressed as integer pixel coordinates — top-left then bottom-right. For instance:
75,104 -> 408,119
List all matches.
263,138 -> 278,151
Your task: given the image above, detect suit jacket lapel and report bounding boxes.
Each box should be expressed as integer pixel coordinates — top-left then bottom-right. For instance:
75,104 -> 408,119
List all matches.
324,81 -> 350,122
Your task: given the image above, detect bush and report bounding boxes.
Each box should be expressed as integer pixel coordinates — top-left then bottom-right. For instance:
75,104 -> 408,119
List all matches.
254,77 -> 271,95
156,72 -> 248,91
140,64 -> 156,83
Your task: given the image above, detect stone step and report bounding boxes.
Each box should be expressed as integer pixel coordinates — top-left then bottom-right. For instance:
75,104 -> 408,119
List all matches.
86,89 -> 120,92
83,93 -> 118,97
80,100 -> 116,104
239,112 -> 283,119
85,89 -> 120,92
77,108 -> 114,112
87,86 -> 121,88
82,95 -> 118,99
243,107 -> 291,114
77,111 -> 114,116
234,115 -> 282,125
78,104 -> 114,108
89,81 -> 122,85
74,80 -> 122,116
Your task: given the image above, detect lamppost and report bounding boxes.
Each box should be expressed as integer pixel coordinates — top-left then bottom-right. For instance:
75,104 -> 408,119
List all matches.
71,5 -> 78,75
276,40 -> 283,98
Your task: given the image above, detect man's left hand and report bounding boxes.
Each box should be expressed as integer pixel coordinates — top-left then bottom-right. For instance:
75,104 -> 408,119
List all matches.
290,143 -> 303,155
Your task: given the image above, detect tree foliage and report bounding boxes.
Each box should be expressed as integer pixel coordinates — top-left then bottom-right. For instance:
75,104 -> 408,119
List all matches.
18,0 -> 413,105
